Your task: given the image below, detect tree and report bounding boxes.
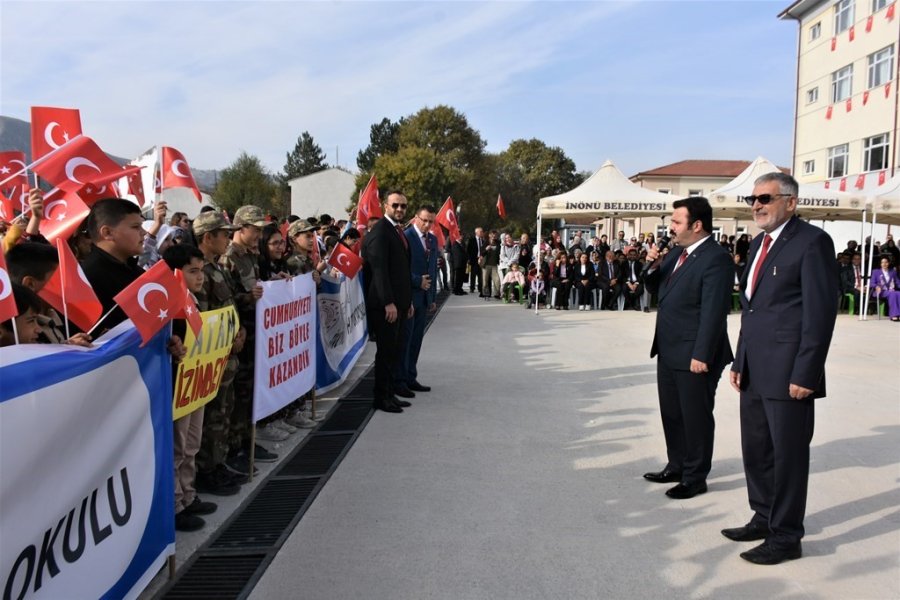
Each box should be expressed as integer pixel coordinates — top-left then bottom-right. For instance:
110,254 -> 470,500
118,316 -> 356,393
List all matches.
397,105 -> 486,171
356,117 -> 402,172
352,147 -> 453,215
280,131 -> 328,183
212,152 -> 278,215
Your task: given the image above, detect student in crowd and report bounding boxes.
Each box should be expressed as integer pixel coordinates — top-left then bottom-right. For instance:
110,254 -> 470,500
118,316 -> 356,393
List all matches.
573,252 -> 596,310
551,252 -> 572,310
162,244 -> 219,532
481,230 -> 501,299
0,283 -> 45,346
501,261 -> 525,302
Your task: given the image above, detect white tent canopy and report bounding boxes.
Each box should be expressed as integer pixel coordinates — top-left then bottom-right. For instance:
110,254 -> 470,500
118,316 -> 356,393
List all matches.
709,156 -> 868,220
869,172 -> 900,226
537,160 -> 676,220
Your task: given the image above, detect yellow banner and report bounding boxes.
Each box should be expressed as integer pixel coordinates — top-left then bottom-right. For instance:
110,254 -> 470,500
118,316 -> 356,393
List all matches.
172,306 -> 239,420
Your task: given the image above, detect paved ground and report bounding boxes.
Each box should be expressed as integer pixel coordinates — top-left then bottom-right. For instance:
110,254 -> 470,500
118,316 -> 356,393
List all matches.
249,294 -> 900,600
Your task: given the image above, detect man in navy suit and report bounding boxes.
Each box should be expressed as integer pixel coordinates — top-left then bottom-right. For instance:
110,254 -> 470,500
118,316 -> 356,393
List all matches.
724,172 -> 838,565
394,205 -> 439,398
643,196 -> 734,499
360,191 -> 414,413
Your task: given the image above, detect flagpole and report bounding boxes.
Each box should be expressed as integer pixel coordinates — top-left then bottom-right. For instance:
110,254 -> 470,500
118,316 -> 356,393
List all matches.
86,306 -> 117,337
11,315 -> 19,345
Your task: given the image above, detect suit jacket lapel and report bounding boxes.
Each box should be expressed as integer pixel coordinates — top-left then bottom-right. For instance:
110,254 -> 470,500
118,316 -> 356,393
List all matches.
660,237 -> 712,300
747,216 -> 798,302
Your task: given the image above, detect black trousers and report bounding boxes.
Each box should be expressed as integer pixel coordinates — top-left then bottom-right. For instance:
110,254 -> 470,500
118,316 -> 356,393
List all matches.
740,389 -> 814,545
452,267 -> 467,293
656,361 -> 723,484
367,307 -> 407,405
468,263 -> 482,293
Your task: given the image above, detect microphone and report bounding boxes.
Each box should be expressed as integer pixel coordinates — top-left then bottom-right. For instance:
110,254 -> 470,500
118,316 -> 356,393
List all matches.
642,235 -> 671,276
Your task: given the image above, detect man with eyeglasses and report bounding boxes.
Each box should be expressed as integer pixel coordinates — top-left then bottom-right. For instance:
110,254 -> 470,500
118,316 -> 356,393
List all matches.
360,191 -> 414,413
393,205 -> 438,399
724,172 -> 838,565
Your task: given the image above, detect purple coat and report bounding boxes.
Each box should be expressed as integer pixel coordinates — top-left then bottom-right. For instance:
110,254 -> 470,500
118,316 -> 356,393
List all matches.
870,268 -> 900,296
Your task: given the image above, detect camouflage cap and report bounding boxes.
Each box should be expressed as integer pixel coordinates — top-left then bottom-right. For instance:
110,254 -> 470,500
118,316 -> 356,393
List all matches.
287,219 -> 317,237
233,205 -> 267,228
193,211 -> 239,237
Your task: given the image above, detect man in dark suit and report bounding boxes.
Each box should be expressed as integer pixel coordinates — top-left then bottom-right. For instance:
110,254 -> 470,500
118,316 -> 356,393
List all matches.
622,248 -> 644,310
596,250 -> 621,310
725,172 -> 838,565
394,205 -> 438,398
360,191 -> 413,413
466,228 -> 485,294
643,196 -> 733,500
449,238 -> 468,295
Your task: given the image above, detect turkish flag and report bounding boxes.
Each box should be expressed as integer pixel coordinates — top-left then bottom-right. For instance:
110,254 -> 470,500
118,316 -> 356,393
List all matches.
0,249 -> 18,325
327,242 -> 363,278
114,260 -> 185,344
38,188 -> 91,243
31,136 -> 123,193
863,90 -> 870,105
436,196 -> 461,242
497,194 -> 507,219
123,168 -> 146,207
0,190 -> 14,222
173,269 -> 203,338
38,237 -> 103,332
826,105 -> 833,120
160,146 -> 201,201
866,15 -> 874,32
839,178 -> 847,191
77,165 -> 142,205
824,180 -> 831,189
357,174 -> 382,226
887,2 -> 895,21
846,98 -> 852,112
831,36 -> 837,51
0,151 -> 28,191
886,81 -> 892,98
279,220 -> 290,241
310,233 -> 321,265
1,184 -> 31,219
848,25 -> 855,41
855,174 -> 866,189
30,106 -> 83,161
432,223 -> 446,249
879,170 -> 887,185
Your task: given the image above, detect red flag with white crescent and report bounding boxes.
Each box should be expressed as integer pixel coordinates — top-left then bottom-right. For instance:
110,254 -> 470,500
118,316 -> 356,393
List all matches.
30,106 -> 83,161
38,237 -> 103,332
497,194 -> 507,219
886,81 -> 892,98
173,269 -> 203,337
0,151 -> 28,192
357,174 -> 382,226
160,146 -> 202,202
30,136 -> 124,193
863,90 -> 870,105
848,25 -> 855,41
436,196 -> 461,242
866,15 -> 874,32
327,241 -> 363,278
824,180 -> 831,189
845,98 -> 852,112
124,168 -> 146,207
825,105 -> 833,120
855,174 -> 866,189
887,2 -> 895,21
0,190 -> 15,223
0,249 -> 18,325
114,260 -> 185,344
839,178 -> 847,191
38,188 -> 91,243
879,171 -> 887,185
77,165 -> 142,206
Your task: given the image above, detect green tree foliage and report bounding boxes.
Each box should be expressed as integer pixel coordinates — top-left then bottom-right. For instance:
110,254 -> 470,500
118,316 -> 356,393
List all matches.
397,105 -> 486,171
212,152 -> 278,215
356,118 -> 401,172
280,131 -> 328,183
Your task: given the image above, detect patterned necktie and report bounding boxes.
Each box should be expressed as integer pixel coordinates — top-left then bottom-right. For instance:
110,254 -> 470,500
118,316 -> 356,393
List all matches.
750,234 -> 773,297
422,234 -> 430,260
396,224 -> 409,250
666,250 -> 688,284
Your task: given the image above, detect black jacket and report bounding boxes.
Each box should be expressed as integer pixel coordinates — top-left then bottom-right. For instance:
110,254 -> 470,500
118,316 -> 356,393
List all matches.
361,217 -> 412,312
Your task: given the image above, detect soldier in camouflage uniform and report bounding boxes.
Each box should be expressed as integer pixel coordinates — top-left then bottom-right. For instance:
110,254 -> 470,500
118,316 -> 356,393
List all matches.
191,211 -> 244,495
219,205 -> 274,473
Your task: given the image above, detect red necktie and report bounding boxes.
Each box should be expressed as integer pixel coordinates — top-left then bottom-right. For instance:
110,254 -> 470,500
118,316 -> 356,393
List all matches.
396,224 -> 409,250
750,234 -> 772,296
666,250 -> 688,284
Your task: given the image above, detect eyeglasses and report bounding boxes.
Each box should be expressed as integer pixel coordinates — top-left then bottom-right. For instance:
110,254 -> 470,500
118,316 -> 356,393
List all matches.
391,203 -> 407,209
743,193 -> 792,206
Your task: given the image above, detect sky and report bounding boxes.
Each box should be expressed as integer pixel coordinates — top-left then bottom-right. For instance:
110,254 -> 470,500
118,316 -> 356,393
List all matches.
1,1 -> 798,178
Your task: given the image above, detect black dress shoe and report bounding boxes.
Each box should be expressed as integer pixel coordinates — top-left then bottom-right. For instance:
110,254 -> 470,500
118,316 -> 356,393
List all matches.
722,522 -> 770,542
643,469 -> 683,484
391,396 -> 411,408
740,541 -> 802,565
394,387 -> 415,398
375,401 -> 403,413
665,481 -> 707,499
408,381 -> 431,392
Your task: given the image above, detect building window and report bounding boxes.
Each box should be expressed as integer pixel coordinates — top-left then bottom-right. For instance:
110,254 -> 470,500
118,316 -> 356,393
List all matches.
687,189 -> 702,196
873,0 -> 889,12
868,46 -> 895,89
831,64 -> 853,102
827,144 -> 849,178
806,87 -> 819,104
657,188 -> 671,194
863,133 -> 890,171
809,22 -> 821,41
803,160 -> 816,175
834,0 -> 855,34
